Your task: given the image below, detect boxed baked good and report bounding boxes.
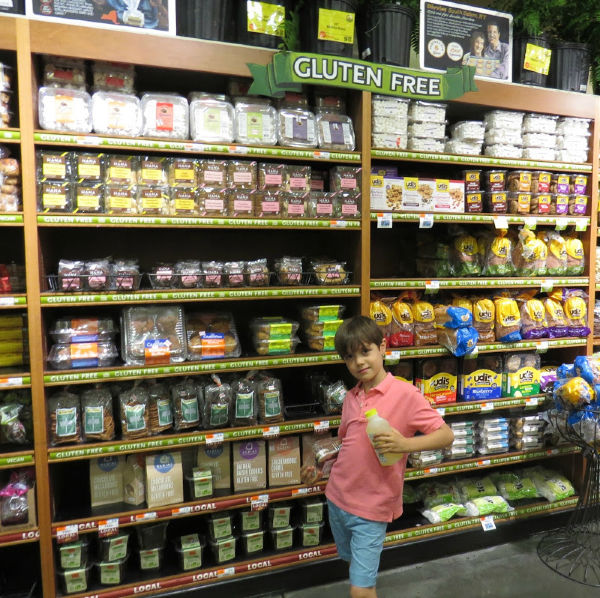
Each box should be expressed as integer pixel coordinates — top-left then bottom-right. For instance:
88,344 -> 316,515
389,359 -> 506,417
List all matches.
522,113 -> 557,134
484,144 -> 522,159
138,156 -> 168,186
170,187 -> 199,215
189,93 -> 234,143
38,181 -> 73,212
43,57 -> 86,90
459,355 -> 502,401
145,451 -> 184,508
316,112 -> 355,151
415,358 -> 458,405
227,160 -> 258,190
74,183 -> 104,213
502,352 -> 541,397
268,436 -> 301,487
89,456 -> 125,507
281,191 -> 311,218
38,86 -> 92,133
278,104 -> 317,148
409,101 -> 447,123
197,444 -> 231,491
330,166 -> 361,192
284,165 -> 311,192
91,91 -> 142,137
92,61 -> 135,94
137,186 -> 168,215
409,120 -> 446,139
233,440 -> 267,492
121,306 -> 187,366
407,137 -> 445,153
141,93 -> 189,139
209,536 -> 236,564
334,190 -> 361,219
198,187 -> 228,217
186,312 -> 241,360
197,159 -> 227,187
234,98 -> 277,146
105,185 -> 137,215
47,341 -> 118,370
36,150 -> 73,181
174,534 -> 205,571
253,190 -> 282,218
105,155 -> 138,185
168,157 -> 197,187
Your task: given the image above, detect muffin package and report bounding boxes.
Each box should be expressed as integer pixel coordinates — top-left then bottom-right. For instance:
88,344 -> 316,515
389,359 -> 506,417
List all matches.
186,312 -> 241,361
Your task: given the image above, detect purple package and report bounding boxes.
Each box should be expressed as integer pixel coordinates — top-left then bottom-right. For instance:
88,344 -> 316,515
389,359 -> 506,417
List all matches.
371,165 -> 398,177
540,367 -> 558,392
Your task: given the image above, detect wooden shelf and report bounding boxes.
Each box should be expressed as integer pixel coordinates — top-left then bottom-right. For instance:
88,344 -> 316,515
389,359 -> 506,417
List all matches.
0,373 -> 31,389
371,148 -> 592,172
0,16 -> 16,50
371,277 -> 588,291
40,286 -> 361,307
0,528 -> 40,548
433,395 -> 546,417
48,417 -> 341,462
44,352 -> 343,386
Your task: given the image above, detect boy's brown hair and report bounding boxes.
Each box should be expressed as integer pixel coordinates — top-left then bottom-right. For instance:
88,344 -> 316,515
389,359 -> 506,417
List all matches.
334,315 -> 384,357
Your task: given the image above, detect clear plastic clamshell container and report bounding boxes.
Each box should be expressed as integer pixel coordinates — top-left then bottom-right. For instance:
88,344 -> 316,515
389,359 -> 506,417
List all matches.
556,117 -> 591,136
371,132 -> 407,150
483,110 -> 524,130
556,134 -> 590,152
50,317 -> 117,344
278,106 -> 317,148
409,101 -> 447,123
141,93 -> 189,139
91,91 -> 142,137
522,132 -> 557,149
38,86 -> 92,133
522,147 -> 556,161
316,112 -> 355,150
444,140 -> 482,156
484,144 -> 523,159
190,93 -> 235,143
372,95 -> 409,118
371,115 -> 408,135
522,113 -> 558,134
484,129 -> 522,145
121,306 -> 187,366
450,121 -> 485,141
407,137 -> 445,152
47,341 -> 119,370
408,120 -> 446,139
234,98 -> 277,146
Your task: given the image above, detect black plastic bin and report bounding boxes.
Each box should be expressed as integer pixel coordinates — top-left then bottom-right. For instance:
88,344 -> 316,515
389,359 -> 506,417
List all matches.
360,2 -> 414,66
549,41 -> 590,93
302,0 -> 358,58
513,34 -> 551,87
236,0 -> 289,49
176,0 -> 235,41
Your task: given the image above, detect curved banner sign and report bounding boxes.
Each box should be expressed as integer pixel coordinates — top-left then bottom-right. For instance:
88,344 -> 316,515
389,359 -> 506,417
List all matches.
247,52 -> 477,100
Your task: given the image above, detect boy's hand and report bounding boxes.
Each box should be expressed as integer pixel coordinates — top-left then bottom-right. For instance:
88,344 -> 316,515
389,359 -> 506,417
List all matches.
300,464 -> 321,485
374,429 -> 411,454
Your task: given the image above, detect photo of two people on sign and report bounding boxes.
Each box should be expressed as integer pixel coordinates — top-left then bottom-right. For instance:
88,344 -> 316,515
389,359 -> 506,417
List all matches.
462,19 -> 509,80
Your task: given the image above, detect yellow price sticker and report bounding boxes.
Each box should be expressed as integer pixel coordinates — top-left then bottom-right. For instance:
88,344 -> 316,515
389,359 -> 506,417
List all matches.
317,8 -> 355,44
247,1 -> 285,37
524,43 -> 552,75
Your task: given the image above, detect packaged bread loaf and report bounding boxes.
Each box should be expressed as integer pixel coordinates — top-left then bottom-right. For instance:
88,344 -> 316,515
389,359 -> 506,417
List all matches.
543,297 -> 569,338
203,375 -> 232,429
482,230 -> 514,276
542,231 -> 567,276
81,386 -> 115,441
513,229 -> 547,277
494,297 -> 522,343
565,235 -> 584,275
171,379 -> 201,431
147,381 -> 173,434
388,299 -> 414,347
186,312 -> 241,361
412,300 -> 436,346
119,386 -> 150,439
451,233 -> 480,276
256,373 -> 284,424
518,296 -> 548,339
232,375 -> 258,427
48,389 -> 82,446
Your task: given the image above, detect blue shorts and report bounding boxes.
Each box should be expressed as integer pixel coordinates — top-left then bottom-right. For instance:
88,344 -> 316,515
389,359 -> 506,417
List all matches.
327,499 -> 388,588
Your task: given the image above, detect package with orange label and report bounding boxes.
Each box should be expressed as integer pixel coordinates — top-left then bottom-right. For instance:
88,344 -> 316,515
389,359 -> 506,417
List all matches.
186,312 -> 241,360
121,306 -> 187,366
415,358 -> 458,405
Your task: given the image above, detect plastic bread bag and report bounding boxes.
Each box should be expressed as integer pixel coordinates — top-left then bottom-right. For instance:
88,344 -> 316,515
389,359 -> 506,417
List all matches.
525,466 -> 575,502
540,365 -> 558,392
451,232 -> 480,277
543,297 -> 569,338
420,502 -> 466,524
490,471 -> 539,500
309,259 -> 348,286
565,235 -> 584,275
175,261 -> 202,289
370,298 -> 392,343
203,375 -> 232,429
81,386 -> 115,442
456,476 -> 498,502
119,385 -> 150,440
47,389 -> 82,446
256,372 -> 284,424
562,291 -> 591,338
0,403 -> 27,445
403,483 -> 420,505
245,258 -> 270,287
146,381 -> 173,435
310,436 -> 342,477
543,231 -> 568,276
412,299 -> 437,346
465,496 -> 513,517
274,256 -> 303,286
494,297 -> 522,343
518,295 -> 548,340
319,380 -> 347,415
420,481 -> 460,510
574,355 -> 600,385
513,229 -> 547,277
408,449 -> 443,468
554,376 -> 595,410
434,305 -> 472,329
436,326 -> 478,357
484,231 -> 513,276
472,298 -> 495,343
388,299 -> 414,347
568,408 -> 600,445
232,374 -> 258,427
171,378 -> 202,431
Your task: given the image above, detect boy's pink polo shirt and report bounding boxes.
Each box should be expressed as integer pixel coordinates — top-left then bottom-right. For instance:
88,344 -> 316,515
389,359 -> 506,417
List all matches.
325,372 -> 444,522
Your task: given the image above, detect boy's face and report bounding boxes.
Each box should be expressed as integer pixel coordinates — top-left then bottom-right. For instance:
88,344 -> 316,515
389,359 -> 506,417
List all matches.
343,340 -> 386,387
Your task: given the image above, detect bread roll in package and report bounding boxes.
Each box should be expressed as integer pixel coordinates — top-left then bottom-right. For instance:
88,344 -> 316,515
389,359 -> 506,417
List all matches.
412,299 -> 436,346
482,230 -> 514,277
472,298 -> 495,343
494,296 -> 522,343
517,293 -> 548,340
433,304 -> 478,357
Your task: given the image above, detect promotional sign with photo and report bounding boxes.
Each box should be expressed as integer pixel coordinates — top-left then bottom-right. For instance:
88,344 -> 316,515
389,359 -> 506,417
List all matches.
420,0 -> 513,82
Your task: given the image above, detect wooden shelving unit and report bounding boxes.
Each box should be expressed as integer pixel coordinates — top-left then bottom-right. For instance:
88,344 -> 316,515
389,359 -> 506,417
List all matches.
0,13 -> 596,598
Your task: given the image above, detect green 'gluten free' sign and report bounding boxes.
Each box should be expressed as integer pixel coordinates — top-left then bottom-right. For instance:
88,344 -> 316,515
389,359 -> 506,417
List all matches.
247,52 -> 477,100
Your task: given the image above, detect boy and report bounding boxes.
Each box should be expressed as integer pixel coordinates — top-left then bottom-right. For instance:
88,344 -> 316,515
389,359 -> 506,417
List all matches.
301,315 -> 454,598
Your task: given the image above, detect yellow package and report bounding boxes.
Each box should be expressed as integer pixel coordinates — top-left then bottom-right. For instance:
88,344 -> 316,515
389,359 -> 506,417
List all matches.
452,296 -> 473,313
412,300 -> 436,347
520,298 -> 547,339
473,298 -> 495,343
563,296 -> 590,337
544,297 -> 568,338
556,377 -> 594,409
389,300 -> 414,347
494,297 -> 521,343
370,299 -> 392,340
565,236 -> 584,275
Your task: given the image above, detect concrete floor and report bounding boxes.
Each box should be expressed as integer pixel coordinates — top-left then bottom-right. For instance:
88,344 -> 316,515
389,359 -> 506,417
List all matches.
277,534 -> 600,598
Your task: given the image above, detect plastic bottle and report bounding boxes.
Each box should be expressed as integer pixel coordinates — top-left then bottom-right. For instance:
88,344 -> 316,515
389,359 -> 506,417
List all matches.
365,408 -> 403,466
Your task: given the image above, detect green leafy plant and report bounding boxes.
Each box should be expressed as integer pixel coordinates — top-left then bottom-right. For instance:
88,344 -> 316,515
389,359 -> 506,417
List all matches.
279,0 -> 303,51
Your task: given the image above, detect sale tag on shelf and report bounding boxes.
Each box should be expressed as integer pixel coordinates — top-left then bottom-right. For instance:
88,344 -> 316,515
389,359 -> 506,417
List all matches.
555,218 -> 568,231
135,512 -> 157,522
424,467 -> 439,475
329,220 -> 348,228
523,217 -> 537,230
172,506 -> 193,516
0,297 -> 15,306
262,426 -> 280,438
436,408 -> 446,416
575,220 -> 588,232
536,341 -> 549,354
98,518 -> 119,538
525,397 -> 539,409
0,377 -> 23,387
477,459 -> 491,467
385,350 -> 400,364
205,432 -> 225,445
493,215 -> 509,229
546,448 -> 560,456
480,516 -> 496,531
292,488 -> 309,496
56,524 -> 79,544
480,402 -> 494,413
314,420 -> 330,433
540,280 -> 553,293
377,213 -> 392,229
425,280 -> 440,293
250,494 -> 269,511
419,213 -> 434,229
217,567 -> 235,578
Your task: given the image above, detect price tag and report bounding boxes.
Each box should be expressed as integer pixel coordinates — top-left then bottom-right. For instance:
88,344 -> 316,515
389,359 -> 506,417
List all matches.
477,459 -> 491,466
425,280 -> 440,292
56,525 -> 79,544
377,213 -> 392,228
262,426 -> 280,438
419,213 -> 434,229
424,467 -> 439,475
480,516 -> 496,531
385,350 -> 401,364
536,341 -> 549,354
251,494 -> 269,511
172,506 -> 193,516
436,407 -> 446,416
493,215 -> 509,229
0,377 -> 23,387
0,297 -> 15,306
191,143 -> 204,152
229,145 -> 248,154
217,567 -> 235,578
205,432 -> 225,445
575,220 -> 588,232
82,136 -> 97,145
464,346 -> 479,360
523,217 -> 537,230
525,397 -> 539,409
329,220 -> 348,228
540,280 -> 554,293
98,519 -> 119,538
546,448 -> 559,456
314,150 -> 331,160
313,420 -> 330,433
555,218 -> 568,231
292,488 -> 309,496
480,402 -> 494,413
135,512 -> 157,522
